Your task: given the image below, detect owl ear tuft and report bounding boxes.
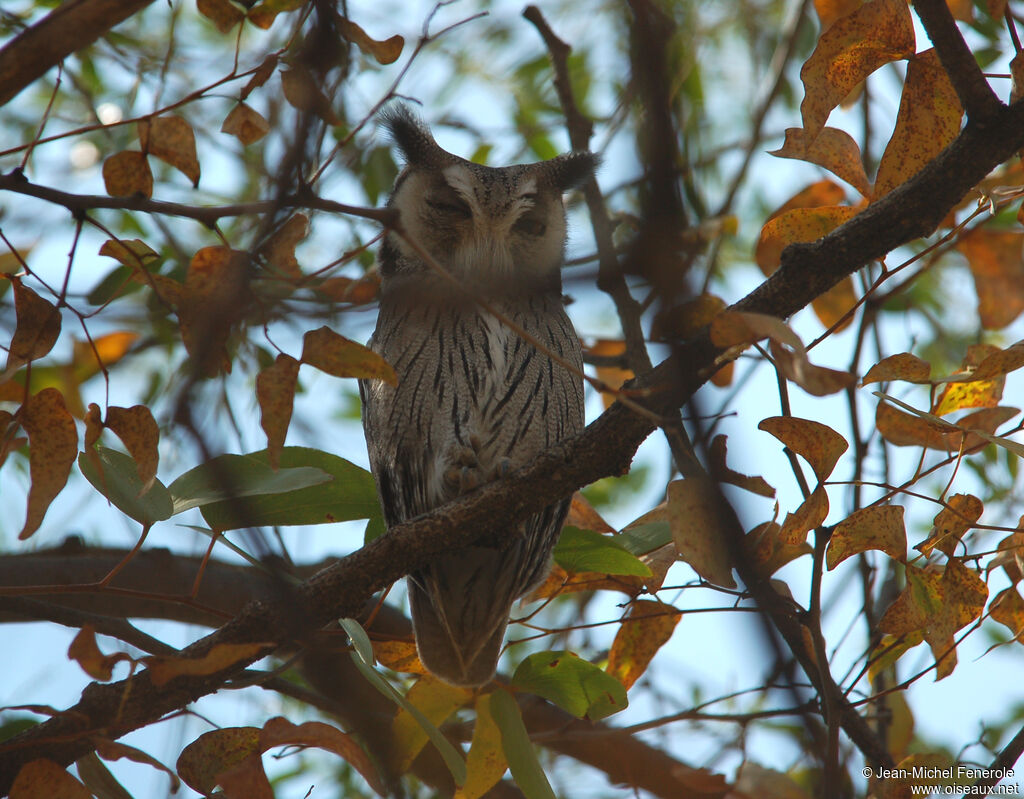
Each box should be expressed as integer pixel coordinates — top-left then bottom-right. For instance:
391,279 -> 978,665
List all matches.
380,103 -> 447,167
546,151 -> 599,193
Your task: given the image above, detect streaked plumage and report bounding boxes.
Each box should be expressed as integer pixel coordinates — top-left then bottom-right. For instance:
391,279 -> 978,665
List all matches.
360,105 -> 595,685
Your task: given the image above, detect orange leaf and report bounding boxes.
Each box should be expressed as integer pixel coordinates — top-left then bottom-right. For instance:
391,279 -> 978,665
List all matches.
650,293 -> 726,341
769,127 -> 870,196
101,151 -> 153,198
917,494 -> 983,557
338,17 -> 404,64
256,354 -> 299,469
826,505 -> 906,569
103,405 -> 160,491
196,0 -> 244,33
758,416 -> 848,482
811,276 -> 858,332
957,228 -> 1024,330
67,625 -> 133,681
176,727 -> 261,796
17,388 -> 78,539
800,0 -> 915,136
145,642 -> 271,687
301,326 -> 397,384
932,376 -> 1002,416
72,332 -> 139,383
708,434 -> 775,498
862,352 -> 932,385
586,339 -> 633,408
455,694 -> 508,799
873,49 -> 963,201
180,247 -> 251,377
667,477 -> 736,587
92,738 -> 180,792
764,179 -> 848,220
606,600 -> 682,690
316,273 -> 381,304
990,587 -> 1024,642
755,206 -> 860,276
221,103 -> 270,145
6,279 -> 61,370
813,0 -> 862,28
10,758 -> 91,799
565,491 -> 615,533
259,717 -> 383,796
139,115 -> 200,187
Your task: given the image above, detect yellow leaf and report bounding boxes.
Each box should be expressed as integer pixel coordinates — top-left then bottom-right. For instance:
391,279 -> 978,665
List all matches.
372,639 -> 427,675
826,505 -> 906,569
606,600 -> 682,690
72,332 -> 139,383
10,758 -> 91,799
585,339 -> 632,408
758,416 -> 848,482
769,127 -> 870,196
104,405 -> 160,492
221,103 -> 270,145
873,50 -> 963,201
862,352 -> 932,385
256,354 -> 299,469
301,326 -> 397,384
145,642 -> 271,687
455,695 -> 509,799
800,0 -> 915,136
139,115 -> 200,187
101,151 -> 153,198
813,0 -> 862,28
17,388 -> 78,539
957,228 -> 1024,330
392,677 -> 473,772
916,494 -> 983,556
666,477 -> 737,587
755,206 -> 859,276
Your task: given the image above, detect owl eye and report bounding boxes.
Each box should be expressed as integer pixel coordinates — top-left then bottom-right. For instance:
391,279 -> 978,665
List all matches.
427,198 -> 471,218
514,217 -> 547,237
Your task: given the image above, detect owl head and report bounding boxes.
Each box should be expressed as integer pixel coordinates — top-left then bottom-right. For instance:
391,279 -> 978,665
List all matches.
378,104 -> 597,294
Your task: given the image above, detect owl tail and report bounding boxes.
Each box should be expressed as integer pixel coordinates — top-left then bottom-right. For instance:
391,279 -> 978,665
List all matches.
408,545 -> 520,686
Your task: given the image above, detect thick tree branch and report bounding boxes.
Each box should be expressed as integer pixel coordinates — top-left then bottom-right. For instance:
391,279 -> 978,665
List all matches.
2,90 -> 1024,799
0,0 -> 155,108
913,0 -> 1002,120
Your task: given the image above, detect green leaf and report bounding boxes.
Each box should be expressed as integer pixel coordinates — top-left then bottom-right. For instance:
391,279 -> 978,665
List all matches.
553,526 -> 652,577
617,521 -> 672,556
79,447 -> 174,525
349,653 -> 467,786
511,650 -> 628,721
490,689 -> 556,799
167,447 -> 379,530
339,617 -> 374,664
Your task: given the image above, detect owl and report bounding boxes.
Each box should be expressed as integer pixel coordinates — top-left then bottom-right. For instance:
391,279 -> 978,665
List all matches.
359,105 -> 596,686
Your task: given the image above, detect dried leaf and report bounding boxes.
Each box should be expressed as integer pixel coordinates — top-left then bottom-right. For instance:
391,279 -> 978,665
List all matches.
769,127 -> 870,196
873,49 -> 963,201
758,416 -> 848,482
565,491 -> 616,533
826,505 -> 906,569
179,247 -> 251,377
650,293 -> 726,341
256,354 -> 299,470
957,228 -> 1024,330
338,16 -> 404,64
67,625 -> 133,681
102,151 -> 153,198
138,116 -> 200,187
755,206 -> 859,276
862,352 -> 932,385
281,66 -> 338,124
6,279 -> 61,370
104,405 -> 160,492
990,587 -> 1024,642
917,494 -> 983,557
176,728 -> 261,797
810,276 -> 858,332
813,0 -> 862,28
10,759 -> 91,799
98,238 -> 159,271
973,340 -> 1024,380
876,393 -> 1018,451
221,103 -> 270,145
145,642 -> 271,687
800,0 -> 915,136
667,477 -> 736,588
301,326 -> 397,384
708,434 -> 775,497
316,273 -> 381,304
606,600 -> 682,690
240,55 -> 279,100
92,739 -> 179,793
17,388 -> 78,539
197,0 -> 244,33
769,338 -> 857,395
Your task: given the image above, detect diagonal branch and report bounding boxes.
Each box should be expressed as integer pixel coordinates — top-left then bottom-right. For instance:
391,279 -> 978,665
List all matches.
0,0 -> 156,108
2,92 -> 1024,797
